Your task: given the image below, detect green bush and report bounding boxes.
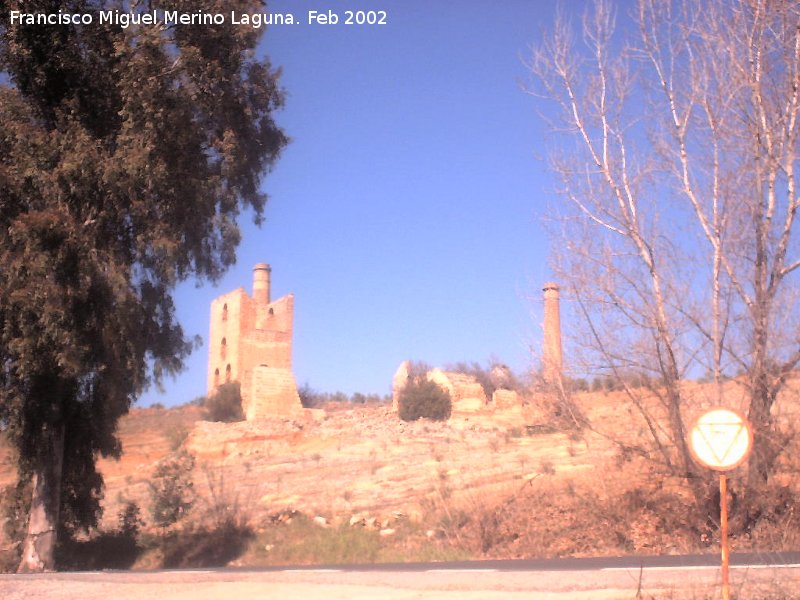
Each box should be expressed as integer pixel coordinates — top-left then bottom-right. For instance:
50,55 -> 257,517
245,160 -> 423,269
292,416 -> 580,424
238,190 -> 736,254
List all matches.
398,376 -> 451,421
205,382 -> 244,422
148,450 -> 196,530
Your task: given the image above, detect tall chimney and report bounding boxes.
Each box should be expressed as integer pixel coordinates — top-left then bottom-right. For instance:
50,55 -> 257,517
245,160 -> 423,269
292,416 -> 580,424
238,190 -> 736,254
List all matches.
253,263 -> 271,305
542,282 -> 563,382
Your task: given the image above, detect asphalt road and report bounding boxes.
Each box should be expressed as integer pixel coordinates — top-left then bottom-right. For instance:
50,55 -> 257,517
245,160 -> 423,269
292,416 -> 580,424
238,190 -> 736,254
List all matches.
3,553 -> 800,600
222,550 -> 800,572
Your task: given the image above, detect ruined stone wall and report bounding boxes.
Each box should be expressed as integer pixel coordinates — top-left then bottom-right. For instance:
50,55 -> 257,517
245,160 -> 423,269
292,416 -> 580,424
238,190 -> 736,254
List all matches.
246,366 -> 302,420
239,295 -> 294,371
391,362 -> 526,422
428,369 -> 487,413
492,389 -> 522,411
208,288 -> 249,395
391,361 -> 410,412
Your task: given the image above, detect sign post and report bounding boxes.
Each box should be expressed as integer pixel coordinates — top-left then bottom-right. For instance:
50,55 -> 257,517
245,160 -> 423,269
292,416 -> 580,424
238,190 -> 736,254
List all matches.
719,472 -> 729,598
688,408 -> 753,600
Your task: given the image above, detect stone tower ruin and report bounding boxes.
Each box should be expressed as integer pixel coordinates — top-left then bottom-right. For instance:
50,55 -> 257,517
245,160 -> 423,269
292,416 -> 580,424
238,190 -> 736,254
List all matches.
207,263 -> 302,419
542,282 -> 563,383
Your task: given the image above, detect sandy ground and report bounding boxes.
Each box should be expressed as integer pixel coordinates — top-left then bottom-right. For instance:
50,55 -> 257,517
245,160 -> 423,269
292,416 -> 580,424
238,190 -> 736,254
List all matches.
2,565 -> 800,600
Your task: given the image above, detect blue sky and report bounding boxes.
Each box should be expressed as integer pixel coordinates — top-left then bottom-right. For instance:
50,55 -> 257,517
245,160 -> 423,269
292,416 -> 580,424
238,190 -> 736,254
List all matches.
142,0 -> 571,406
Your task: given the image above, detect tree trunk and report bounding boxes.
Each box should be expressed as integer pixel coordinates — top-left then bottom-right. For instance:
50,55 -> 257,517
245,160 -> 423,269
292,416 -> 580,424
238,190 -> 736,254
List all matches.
17,424 -> 65,573
743,300 -> 778,516
743,376 -> 778,524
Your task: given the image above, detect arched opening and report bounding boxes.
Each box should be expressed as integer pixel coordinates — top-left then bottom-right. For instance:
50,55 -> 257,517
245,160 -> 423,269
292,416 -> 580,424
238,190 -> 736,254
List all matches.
225,364 -> 231,383
222,303 -> 228,322
221,337 -> 227,359
268,307 -> 274,316
214,368 -> 220,387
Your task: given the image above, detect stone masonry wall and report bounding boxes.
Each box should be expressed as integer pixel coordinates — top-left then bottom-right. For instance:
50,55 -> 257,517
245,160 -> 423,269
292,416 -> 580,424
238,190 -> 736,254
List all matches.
247,366 -> 302,420
208,288 -> 248,393
427,369 -> 487,413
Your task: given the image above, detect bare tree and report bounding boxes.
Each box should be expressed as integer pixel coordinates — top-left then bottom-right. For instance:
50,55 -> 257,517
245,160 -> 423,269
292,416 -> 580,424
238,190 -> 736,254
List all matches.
528,0 -> 800,521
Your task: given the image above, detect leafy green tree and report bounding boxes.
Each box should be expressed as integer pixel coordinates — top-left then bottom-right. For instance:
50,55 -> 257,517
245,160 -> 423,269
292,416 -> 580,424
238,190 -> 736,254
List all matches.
0,1 -> 287,571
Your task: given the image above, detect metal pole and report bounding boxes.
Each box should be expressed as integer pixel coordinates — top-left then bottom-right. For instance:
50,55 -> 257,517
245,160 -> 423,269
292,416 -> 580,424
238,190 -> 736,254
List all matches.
720,473 -> 730,600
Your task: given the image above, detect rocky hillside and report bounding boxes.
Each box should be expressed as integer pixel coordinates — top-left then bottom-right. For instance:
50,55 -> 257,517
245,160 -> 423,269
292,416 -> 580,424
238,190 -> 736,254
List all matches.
98,401 -> 617,531
2,377 -> 800,563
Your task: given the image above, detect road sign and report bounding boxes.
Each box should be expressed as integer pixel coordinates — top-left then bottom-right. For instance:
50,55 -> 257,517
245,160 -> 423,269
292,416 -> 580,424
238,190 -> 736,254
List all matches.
689,408 -> 752,472
688,407 -> 753,600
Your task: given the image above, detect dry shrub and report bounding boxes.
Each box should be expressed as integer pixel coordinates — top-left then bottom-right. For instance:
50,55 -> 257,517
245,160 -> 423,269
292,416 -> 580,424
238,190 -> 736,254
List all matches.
201,463 -> 255,531
431,473 -> 704,559
156,465 -> 256,569
742,484 -> 800,551
204,382 -> 244,422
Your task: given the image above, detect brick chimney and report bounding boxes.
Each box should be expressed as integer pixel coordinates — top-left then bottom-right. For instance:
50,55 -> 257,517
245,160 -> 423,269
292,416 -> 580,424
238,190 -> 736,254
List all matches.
542,282 -> 563,382
253,263 -> 271,305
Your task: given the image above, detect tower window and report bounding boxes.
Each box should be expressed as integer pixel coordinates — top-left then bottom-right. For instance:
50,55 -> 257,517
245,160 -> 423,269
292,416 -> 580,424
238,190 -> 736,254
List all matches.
268,307 -> 274,316
214,368 -> 220,387
221,337 -> 227,359
222,303 -> 228,322
225,364 -> 232,383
